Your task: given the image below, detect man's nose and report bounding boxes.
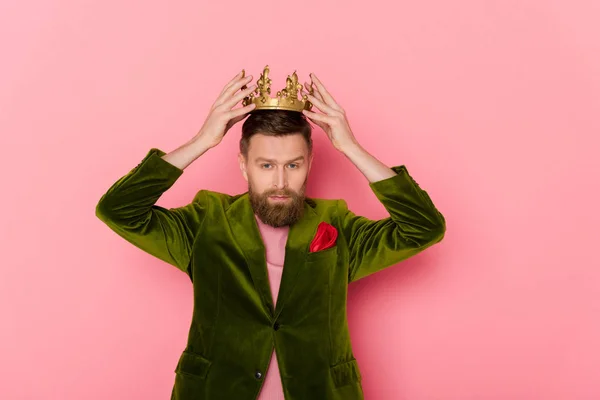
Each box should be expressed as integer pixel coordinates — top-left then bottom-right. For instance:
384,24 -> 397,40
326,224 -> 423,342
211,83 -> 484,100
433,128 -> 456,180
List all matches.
274,168 -> 288,189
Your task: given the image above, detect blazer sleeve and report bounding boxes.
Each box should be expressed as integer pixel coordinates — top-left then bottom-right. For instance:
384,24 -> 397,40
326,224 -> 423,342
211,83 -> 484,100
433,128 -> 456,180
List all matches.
95,147 -> 208,274
338,165 -> 446,283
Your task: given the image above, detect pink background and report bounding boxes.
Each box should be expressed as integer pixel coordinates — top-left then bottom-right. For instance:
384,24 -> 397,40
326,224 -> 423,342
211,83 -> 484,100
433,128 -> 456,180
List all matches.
1,0 -> 599,399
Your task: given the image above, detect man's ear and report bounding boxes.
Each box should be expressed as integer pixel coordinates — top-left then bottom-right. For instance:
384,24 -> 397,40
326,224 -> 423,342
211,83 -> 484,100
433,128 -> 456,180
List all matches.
238,152 -> 249,182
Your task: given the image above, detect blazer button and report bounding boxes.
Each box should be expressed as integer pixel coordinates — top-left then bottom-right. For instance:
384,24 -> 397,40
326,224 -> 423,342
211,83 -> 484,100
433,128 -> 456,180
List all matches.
255,371 -> 262,379
273,322 -> 280,331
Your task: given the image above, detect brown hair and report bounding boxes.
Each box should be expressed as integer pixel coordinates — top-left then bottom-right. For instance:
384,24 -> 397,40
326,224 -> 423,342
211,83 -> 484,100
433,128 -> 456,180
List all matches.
240,110 -> 312,159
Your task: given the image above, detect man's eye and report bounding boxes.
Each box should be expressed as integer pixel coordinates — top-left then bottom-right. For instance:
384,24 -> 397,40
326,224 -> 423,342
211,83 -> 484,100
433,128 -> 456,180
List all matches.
288,164 -> 298,169
262,164 -> 271,169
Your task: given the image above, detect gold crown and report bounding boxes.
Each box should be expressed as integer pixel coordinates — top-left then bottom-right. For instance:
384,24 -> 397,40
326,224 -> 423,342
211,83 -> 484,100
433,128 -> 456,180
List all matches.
241,65 -> 314,112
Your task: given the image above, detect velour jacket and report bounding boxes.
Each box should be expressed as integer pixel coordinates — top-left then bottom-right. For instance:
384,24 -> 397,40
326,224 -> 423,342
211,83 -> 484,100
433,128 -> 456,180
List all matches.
95,147 -> 446,400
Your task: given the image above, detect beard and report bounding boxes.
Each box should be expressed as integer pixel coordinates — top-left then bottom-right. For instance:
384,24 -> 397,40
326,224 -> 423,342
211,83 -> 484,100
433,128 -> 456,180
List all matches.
248,179 -> 307,228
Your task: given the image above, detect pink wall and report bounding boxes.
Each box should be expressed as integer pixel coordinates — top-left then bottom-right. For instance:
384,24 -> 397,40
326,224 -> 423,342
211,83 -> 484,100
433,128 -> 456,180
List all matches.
1,0 -> 599,399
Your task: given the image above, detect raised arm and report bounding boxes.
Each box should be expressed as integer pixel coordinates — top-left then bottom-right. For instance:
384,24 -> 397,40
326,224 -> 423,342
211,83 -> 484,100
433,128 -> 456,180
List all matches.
339,165 -> 446,283
95,146 -> 208,274
297,73 -> 445,283
95,69 -> 258,274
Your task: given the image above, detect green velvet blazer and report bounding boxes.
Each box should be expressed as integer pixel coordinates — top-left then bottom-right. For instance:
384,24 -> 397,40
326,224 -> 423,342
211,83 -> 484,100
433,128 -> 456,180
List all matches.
95,147 -> 446,400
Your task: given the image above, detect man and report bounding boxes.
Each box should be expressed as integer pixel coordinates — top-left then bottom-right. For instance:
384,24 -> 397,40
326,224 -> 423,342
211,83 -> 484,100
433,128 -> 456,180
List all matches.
95,69 -> 446,400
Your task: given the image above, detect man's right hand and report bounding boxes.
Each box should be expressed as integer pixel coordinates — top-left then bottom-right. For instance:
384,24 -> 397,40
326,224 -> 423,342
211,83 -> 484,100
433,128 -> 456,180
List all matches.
195,70 -> 257,150
160,70 -> 257,170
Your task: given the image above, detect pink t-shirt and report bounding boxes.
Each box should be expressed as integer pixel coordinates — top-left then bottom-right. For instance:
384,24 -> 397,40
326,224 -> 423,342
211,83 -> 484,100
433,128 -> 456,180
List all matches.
254,214 -> 288,400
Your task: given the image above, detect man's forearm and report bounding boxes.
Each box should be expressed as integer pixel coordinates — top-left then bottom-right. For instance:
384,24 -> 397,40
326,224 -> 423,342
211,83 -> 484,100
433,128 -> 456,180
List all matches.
340,142 -> 398,184
161,136 -> 213,170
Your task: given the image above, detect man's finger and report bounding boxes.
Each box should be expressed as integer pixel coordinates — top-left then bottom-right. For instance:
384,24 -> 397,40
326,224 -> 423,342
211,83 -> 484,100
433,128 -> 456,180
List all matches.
302,109 -> 332,124
227,103 -> 256,120
306,82 -> 325,103
304,82 -> 318,98
215,75 -> 253,107
222,84 -> 257,110
303,91 -> 336,115
223,73 -> 252,97
302,110 -> 327,131
219,70 -> 245,96
310,74 -> 342,111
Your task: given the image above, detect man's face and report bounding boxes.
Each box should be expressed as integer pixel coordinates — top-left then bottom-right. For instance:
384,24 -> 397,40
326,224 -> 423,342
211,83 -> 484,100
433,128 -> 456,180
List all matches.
239,133 -> 313,228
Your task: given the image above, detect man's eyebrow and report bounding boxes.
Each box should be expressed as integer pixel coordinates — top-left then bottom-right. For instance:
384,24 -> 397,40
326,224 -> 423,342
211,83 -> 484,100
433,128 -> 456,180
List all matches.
255,156 -> 305,163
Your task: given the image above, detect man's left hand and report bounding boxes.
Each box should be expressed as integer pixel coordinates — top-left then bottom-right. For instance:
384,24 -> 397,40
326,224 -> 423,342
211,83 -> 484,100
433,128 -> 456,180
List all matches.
301,73 -> 360,153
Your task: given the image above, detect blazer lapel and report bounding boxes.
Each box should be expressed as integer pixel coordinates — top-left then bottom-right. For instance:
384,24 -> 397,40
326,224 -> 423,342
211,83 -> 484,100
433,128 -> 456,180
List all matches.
226,192 -> 320,320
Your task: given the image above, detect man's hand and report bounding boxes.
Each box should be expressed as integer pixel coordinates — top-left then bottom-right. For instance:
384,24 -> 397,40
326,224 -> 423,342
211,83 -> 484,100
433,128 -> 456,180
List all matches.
195,70 -> 257,150
301,73 -> 399,184
300,73 -> 359,153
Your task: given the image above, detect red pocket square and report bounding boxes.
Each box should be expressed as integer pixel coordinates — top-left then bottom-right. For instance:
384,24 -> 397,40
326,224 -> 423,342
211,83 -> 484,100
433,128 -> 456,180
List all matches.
309,222 -> 338,253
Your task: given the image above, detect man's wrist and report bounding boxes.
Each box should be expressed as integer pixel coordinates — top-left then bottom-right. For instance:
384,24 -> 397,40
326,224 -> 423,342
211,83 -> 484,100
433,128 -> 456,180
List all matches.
187,136 -> 214,155
160,137 -> 212,170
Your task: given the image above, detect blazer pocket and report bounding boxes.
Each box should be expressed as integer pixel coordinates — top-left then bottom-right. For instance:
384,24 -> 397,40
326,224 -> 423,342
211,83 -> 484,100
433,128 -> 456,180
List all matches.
306,245 -> 338,262
174,350 -> 212,379
330,358 -> 362,388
